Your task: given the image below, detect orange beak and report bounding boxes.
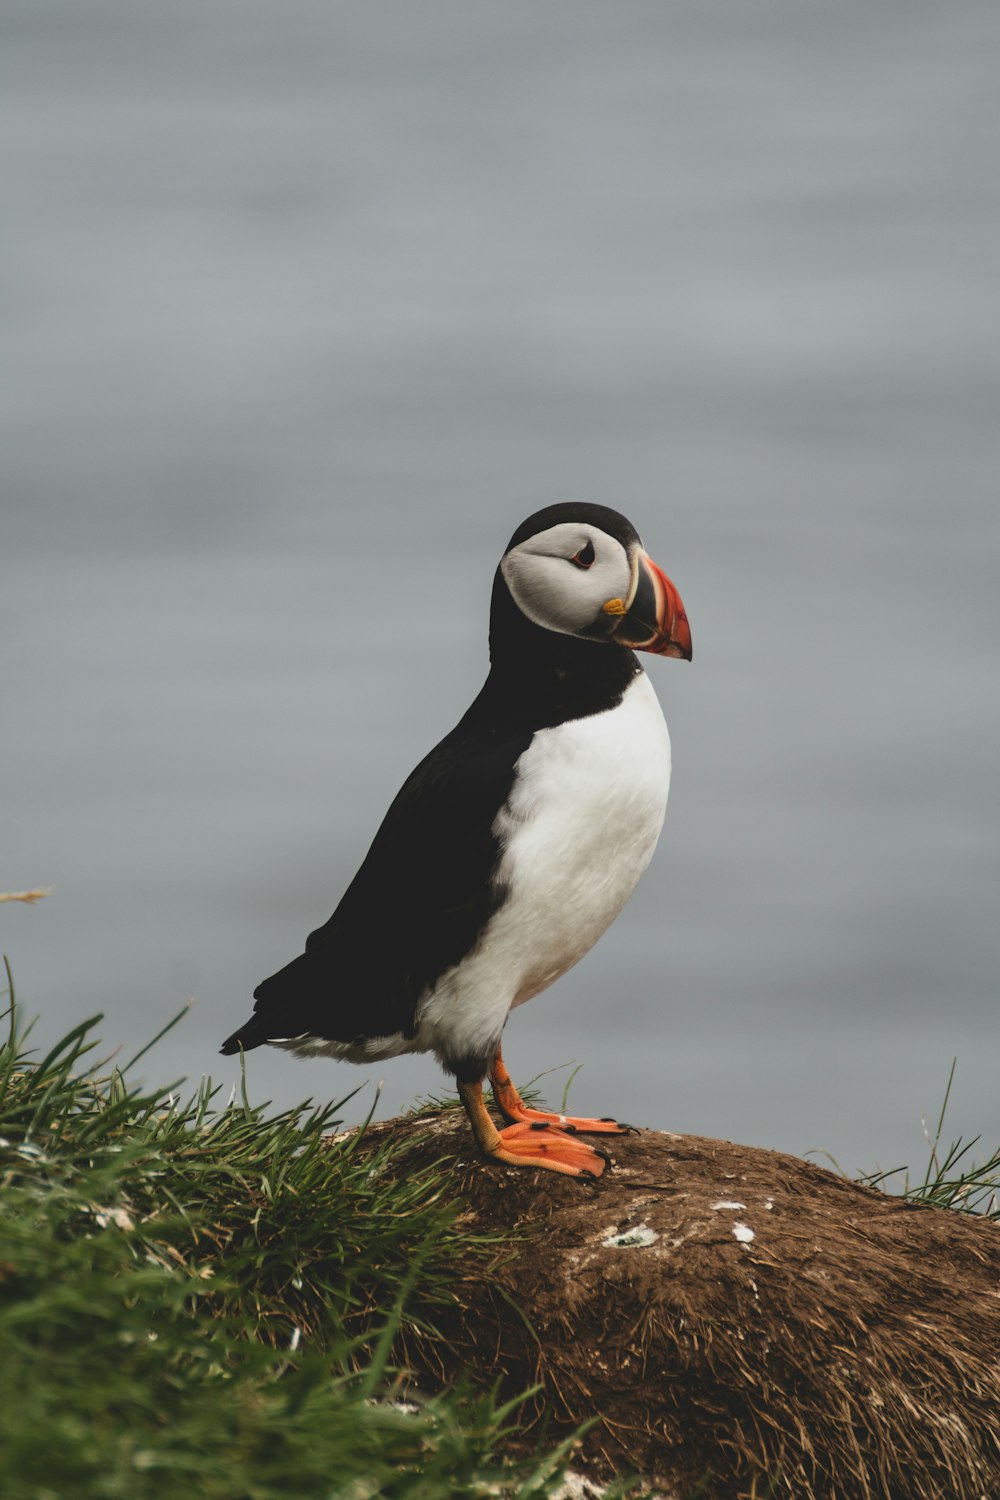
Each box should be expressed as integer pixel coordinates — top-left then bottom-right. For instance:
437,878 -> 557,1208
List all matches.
614,550 -> 692,660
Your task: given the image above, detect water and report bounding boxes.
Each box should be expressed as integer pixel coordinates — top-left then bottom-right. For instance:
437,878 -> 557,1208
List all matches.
3,0 -> 998,1175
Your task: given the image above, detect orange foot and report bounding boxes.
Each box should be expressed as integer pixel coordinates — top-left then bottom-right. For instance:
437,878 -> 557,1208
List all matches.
457,1080 -> 610,1178
486,1120 -> 609,1178
489,1047 -> 639,1136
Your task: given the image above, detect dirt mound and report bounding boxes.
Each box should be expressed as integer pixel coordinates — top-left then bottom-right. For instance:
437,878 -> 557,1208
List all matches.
362,1109 -> 1000,1499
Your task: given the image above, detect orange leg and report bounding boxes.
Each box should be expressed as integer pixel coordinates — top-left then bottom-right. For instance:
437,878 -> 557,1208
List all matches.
488,1046 -> 638,1135
458,1080 -> 609,1178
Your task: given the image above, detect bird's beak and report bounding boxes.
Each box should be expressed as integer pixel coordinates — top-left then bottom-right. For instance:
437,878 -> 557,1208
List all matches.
611,550 -> 692,660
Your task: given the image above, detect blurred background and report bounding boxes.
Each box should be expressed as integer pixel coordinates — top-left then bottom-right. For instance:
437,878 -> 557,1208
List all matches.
3,0 -> 998,1174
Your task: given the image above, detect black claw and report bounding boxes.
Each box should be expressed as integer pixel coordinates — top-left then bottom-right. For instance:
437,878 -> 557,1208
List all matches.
592,1145 -> 613,1165
529,1121 -> 551,1132
617,1121 -> 641,1135
561,1123 -> 579,1134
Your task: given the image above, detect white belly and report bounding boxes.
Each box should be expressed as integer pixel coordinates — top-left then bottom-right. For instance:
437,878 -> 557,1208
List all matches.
416,670 -> 671,1065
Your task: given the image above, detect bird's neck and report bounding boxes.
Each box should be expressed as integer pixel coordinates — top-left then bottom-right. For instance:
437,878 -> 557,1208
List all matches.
482,568 -> 640,726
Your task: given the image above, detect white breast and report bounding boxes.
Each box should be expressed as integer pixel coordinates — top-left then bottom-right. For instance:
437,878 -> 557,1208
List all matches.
416,670 -> 671,1066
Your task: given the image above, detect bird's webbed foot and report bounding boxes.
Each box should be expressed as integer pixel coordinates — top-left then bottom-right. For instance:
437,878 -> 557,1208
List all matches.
457,1081 -> 608,1178
488,1119 -> 610,1177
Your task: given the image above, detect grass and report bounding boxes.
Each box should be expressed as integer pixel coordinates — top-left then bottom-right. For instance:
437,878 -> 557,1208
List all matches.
0,957 -> 637,1500
2,944 -> 996,1500
859,1058 -> 1000,1219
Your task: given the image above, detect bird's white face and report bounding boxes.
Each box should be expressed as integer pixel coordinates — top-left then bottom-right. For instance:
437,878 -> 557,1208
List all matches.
501,522 -> 632,641
501,519 -> 692,659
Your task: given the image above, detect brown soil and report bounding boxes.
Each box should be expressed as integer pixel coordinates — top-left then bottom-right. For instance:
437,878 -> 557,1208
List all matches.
361,1107 -> 1000,1500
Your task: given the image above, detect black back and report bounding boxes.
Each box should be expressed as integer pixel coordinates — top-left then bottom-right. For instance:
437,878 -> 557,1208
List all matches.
220,518 -> 641,1060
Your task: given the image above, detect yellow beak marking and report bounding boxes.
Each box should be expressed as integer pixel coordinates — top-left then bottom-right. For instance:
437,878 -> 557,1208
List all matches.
601,597 -> 627,616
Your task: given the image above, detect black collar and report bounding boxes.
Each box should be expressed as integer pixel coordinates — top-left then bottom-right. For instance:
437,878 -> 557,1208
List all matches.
475,568 -> 641,733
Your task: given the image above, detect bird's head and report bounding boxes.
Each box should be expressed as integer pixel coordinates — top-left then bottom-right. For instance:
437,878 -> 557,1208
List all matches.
498,503 -> 692,663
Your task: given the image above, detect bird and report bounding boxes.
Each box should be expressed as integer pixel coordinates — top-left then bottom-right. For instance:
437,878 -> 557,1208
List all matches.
221,503 -> 691,1178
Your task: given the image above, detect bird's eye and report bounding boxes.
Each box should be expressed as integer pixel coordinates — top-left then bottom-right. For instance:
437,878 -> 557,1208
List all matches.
570,539 -> 596,569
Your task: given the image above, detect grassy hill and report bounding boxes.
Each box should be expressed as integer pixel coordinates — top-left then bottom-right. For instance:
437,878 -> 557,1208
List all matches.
2,950 -> 997,1499
0,964 -> 636,1500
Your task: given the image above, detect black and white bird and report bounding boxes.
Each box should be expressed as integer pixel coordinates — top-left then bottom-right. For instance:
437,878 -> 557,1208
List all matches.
221,504 -> 691,1178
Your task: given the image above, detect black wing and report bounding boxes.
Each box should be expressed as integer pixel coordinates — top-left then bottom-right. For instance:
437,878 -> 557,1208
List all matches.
220,702 -> 534,1054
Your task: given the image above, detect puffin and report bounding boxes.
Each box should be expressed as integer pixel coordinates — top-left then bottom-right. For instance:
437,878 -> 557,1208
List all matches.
221,503 -> 691,1179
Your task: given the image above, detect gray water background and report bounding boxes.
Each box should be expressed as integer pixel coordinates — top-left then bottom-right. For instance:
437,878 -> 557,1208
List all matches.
3,1 -> 998,1175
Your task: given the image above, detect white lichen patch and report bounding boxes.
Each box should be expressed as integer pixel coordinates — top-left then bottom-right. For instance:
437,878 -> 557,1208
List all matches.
369,1395 -> 423,1417
732,1222 -> 755,1244
554,1473 -> 678,1500
712,1199 -> 746,1211
551,1473 -> 609,1499
602,1222 -> 659,1249
91,1205 -> 135,1231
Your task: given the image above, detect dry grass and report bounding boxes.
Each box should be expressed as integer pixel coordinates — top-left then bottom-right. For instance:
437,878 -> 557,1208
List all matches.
368,1107 -> 1000,1500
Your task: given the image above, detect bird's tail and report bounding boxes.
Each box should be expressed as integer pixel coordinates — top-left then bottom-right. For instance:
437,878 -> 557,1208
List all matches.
219,1012 -> 273,1056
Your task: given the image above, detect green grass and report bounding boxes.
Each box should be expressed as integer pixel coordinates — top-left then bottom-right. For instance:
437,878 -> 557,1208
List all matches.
0,958 -> 627,1500
3,947 -> 996,1500
858,1057 -> 1000,1219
